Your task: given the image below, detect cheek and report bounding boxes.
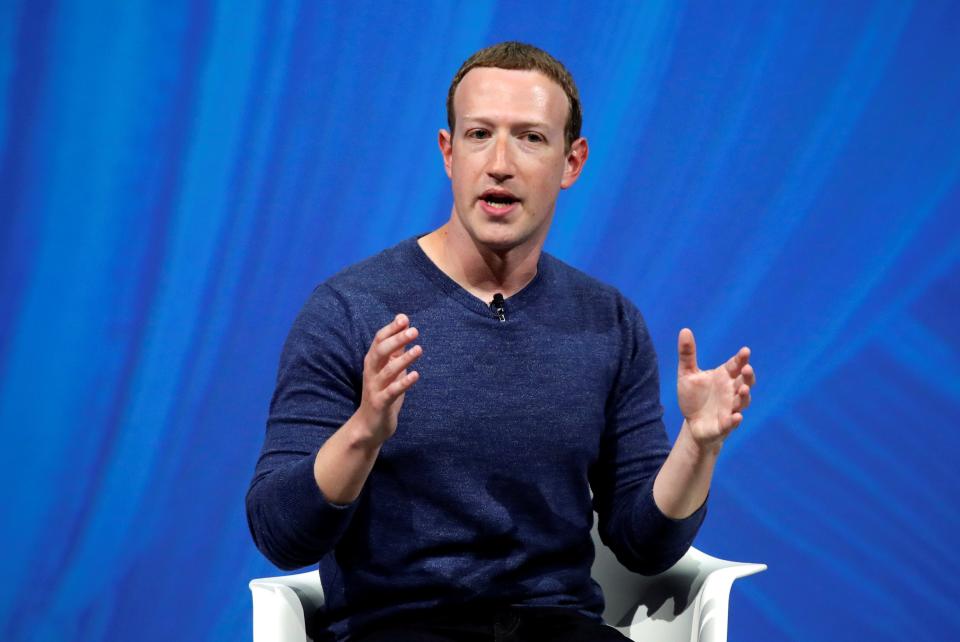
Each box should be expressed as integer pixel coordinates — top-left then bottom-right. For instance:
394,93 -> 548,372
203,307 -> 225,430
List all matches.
533,154 -> 565,178
532,164 -> 565,192
451,155 -> 478,183
449,161 -> 467,185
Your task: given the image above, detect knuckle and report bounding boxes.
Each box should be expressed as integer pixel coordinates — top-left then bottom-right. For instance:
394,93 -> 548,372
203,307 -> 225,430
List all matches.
384,363 -> 400,380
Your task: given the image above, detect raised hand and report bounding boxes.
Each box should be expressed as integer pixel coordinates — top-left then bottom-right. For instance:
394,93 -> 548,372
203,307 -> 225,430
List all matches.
676,328 -> 755,450
355,313 -> 423,445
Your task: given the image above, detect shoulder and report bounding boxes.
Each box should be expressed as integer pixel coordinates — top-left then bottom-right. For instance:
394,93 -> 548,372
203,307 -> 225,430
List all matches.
324,238 -> 412,294
308,236 -> 415,301
299,237 -> 428,340
540,252 -> 646,327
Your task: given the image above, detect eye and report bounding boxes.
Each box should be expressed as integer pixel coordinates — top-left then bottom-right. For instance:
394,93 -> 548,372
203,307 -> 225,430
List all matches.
467,129 -> 490,140
523,132 -> 545,143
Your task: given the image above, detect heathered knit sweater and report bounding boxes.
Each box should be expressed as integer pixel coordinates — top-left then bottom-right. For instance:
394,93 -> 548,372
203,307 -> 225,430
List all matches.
246,236 -> 706,640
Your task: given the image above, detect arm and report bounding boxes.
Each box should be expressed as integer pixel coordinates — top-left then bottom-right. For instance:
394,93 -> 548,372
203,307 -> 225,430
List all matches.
591,302 -> 707,576
653,329 -> 755,519
313,313 -> 422,504
245,287 -> 422,570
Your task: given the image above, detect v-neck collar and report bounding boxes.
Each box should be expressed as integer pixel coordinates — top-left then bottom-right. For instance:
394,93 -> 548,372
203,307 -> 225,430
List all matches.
403,235 -> 550,320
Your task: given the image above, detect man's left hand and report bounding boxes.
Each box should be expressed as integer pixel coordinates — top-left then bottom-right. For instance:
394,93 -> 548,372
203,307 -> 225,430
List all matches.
676,328 -> 756,451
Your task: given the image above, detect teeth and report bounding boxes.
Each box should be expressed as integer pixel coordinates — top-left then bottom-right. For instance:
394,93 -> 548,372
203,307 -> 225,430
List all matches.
485,199 -> 513,208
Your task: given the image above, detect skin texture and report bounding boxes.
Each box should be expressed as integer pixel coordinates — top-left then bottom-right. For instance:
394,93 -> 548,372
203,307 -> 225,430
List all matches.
313,67 -> 756,521
651,329 -> 756,518
420,67 -> 588,302
312,313 -> 421,504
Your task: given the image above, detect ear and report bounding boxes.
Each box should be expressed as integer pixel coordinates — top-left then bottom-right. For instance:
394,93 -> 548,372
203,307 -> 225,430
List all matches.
560,137 -> 589,189
438,129 -> 453,179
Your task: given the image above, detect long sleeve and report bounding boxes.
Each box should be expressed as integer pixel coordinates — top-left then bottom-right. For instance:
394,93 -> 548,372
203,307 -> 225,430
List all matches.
589,298 -> 706,576
246,239 -> 710,638
245,284 -> 365,570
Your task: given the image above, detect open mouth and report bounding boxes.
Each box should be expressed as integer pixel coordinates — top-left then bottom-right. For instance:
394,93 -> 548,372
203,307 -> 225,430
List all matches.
480,191 -> 520,210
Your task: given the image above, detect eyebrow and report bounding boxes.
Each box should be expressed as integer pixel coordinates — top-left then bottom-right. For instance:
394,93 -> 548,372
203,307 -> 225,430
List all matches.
461,116 -> 551,131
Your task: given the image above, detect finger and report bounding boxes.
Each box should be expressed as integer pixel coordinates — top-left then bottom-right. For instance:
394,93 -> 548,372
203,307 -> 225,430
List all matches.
377,345 -> 423,385
373,326 -> 418,364
735,385 -> 751,411
725,412 -> 743,431
374,314 -> 409,344
724,346 -> 750,377
741,363 -> 756,387
379,370 -> 420,404
677,328 -> 698,375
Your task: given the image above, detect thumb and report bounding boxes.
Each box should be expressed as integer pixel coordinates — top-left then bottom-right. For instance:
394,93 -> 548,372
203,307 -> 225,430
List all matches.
678,328 -> 698,375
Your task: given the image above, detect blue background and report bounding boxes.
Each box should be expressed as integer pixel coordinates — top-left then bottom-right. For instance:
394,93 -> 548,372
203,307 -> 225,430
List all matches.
1,1 -> 958,640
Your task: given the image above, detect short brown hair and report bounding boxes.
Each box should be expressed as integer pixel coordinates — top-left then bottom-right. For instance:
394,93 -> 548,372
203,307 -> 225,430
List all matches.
446,41 -> 583,152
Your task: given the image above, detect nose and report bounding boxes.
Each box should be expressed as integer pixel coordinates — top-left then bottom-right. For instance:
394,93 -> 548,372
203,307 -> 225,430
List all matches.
486,135 -> 515,182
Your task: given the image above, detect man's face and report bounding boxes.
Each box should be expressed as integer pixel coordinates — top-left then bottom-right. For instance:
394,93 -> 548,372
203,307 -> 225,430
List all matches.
439,67 -> 587,254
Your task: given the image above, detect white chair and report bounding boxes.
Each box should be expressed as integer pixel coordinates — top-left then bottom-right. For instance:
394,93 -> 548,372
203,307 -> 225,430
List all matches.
250,527 -> 766,642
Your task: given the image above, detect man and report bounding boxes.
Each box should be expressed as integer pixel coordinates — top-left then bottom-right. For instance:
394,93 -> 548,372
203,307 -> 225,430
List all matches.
247,42 -> 755,641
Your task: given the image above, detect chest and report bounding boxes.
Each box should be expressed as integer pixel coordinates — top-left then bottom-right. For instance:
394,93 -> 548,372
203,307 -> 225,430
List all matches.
383,315 -> 620,473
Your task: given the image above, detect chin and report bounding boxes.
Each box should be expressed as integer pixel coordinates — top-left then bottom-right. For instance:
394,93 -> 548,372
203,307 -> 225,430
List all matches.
471,228 -> 526,252
455,209 -> 543,253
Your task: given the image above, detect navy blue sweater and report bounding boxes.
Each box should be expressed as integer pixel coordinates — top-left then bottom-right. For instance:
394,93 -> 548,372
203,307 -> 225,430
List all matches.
246,237 -> 705,639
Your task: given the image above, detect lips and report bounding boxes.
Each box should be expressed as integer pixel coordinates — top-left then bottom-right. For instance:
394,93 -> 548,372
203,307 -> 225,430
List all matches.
479,189 -> 521,214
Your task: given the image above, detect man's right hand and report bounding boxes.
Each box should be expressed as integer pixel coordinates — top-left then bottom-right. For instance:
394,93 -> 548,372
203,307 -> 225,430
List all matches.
313,313 -> 422,504
354,313 -> 423,446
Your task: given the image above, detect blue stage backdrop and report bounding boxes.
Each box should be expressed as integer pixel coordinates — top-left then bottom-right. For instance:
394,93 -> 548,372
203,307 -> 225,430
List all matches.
1,1 -> 958,640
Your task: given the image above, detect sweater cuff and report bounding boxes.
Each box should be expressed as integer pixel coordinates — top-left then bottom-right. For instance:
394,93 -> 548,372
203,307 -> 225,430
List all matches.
288,448 -> 358,537
632,478 -> 707,554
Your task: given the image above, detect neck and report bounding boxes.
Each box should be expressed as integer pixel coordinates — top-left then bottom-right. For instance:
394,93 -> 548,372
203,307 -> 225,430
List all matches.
417,217 -> 543,302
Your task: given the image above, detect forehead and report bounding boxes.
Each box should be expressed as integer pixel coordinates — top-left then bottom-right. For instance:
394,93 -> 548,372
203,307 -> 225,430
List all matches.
453,67 -> 568,129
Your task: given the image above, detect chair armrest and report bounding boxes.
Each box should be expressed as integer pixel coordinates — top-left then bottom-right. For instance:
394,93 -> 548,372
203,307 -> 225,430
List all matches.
618,548 -> 766,642
249,571 -> 325,642
690,559 -> 766,642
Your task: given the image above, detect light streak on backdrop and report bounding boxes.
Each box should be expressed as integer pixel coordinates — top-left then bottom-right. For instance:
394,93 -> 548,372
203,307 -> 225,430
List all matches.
0,1 -> 958,640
